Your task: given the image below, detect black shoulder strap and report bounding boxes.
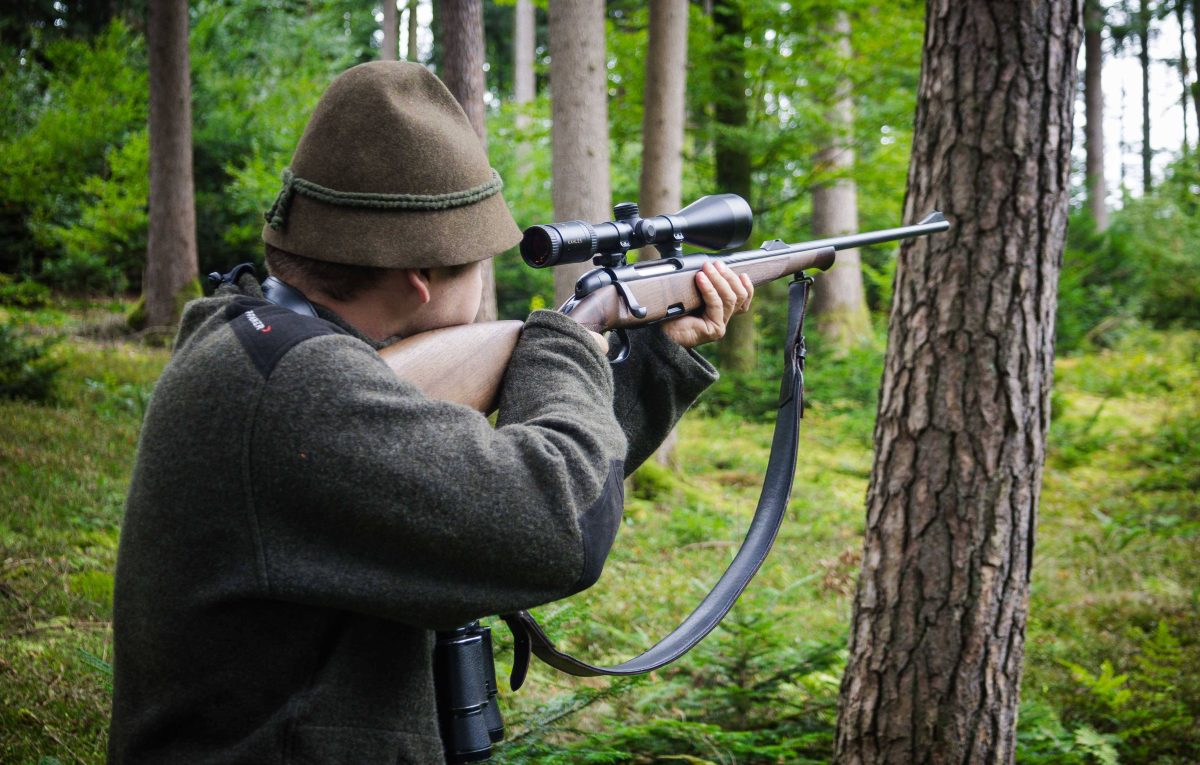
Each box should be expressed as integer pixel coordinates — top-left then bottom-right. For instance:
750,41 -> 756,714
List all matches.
500,275 -> 815,689
221,273 -> 341,379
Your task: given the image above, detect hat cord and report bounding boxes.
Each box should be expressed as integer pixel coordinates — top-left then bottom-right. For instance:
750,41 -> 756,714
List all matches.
265,167 -> 505,230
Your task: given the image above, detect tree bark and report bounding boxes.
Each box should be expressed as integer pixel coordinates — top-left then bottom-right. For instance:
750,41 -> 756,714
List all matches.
144,0 -> 199,330
513,0 -> 535,169
712,0 -> 755,373
513,0 -> 535,105
639,0 -> 689,240
1178,0 -> 1192,154
407,0 -> 420,62
548,0 -> 611,307
810,10 -> 871,350
382,0 -> 398,60
834,2 -> 1082,763
1085,0 -> 1108,229
1194,0 -> 1200,142
639,0 -> 689,466
434,0 -> 498,322
1139,0 -> 1153,193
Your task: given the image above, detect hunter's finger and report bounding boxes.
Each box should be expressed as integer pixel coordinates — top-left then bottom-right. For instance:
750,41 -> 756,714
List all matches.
696,269 -> 724,325
725,263 -> 749,308
709,262 -> 738,322
739,273 -> 755,313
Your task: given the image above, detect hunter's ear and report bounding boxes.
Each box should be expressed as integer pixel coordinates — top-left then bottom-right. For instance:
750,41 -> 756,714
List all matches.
405,269 -> 432,305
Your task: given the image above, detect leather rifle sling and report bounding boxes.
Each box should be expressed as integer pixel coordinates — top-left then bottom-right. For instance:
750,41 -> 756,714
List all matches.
501,275 -> 814,689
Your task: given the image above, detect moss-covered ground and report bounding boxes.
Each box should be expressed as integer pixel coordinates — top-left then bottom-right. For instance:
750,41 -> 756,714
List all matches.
2,304 -> 1196,764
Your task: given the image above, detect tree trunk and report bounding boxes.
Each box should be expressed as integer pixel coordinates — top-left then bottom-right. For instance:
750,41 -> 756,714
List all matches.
639,0 -> 689,466
513,0 -> 535,104
407,0 -> 420,62
548,0 -> 611,307
1178,0 -> 1192,155
382,0 -> 398,60
1139,0 -> 1153,193
1085,0 -> 1108,229
810,10 -> 871,351
144,0 -> 199,330
834,2 -> 1082,763
513,0 -> 535,170
639,0 -> 688,241
712,0 -> 755,373
1194,0 -> 1200,143
434,0 -> 498,322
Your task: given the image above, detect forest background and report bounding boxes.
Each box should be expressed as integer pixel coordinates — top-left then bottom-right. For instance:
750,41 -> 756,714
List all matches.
1,0 -> 1198,763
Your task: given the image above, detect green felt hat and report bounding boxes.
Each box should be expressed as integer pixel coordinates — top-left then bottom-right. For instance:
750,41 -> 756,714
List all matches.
261,61 -> 520,268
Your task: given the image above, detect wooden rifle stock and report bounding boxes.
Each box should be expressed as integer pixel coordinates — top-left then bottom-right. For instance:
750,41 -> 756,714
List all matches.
377,245 -> 836,413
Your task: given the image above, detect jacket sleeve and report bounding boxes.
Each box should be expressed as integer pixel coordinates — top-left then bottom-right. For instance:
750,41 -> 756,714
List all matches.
246,311 -> 627,629
610,325 -> 719,474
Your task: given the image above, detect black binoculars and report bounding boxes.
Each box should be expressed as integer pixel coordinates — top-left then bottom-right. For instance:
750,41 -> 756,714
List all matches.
520,193 -> 754,268
434,621 -> 504,763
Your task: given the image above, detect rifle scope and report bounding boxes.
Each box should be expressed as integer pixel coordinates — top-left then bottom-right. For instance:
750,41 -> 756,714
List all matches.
520,194 -> 753,268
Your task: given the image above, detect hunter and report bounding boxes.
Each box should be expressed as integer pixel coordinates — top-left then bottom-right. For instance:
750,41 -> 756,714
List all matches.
108,60 -> 752,764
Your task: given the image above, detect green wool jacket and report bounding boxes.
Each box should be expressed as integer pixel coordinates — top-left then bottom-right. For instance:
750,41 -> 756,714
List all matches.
108,275 -> 716,764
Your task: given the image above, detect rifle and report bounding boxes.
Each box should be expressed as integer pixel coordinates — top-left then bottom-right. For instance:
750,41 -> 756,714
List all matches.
378,194 -> 949,412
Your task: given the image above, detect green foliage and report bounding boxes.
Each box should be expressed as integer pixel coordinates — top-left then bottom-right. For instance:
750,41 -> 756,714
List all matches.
43,130 -> 149,292
0,274 -> 51,308
1059,161 -> 1200,353
0,321 -> 63,402
0,21 -> 148,283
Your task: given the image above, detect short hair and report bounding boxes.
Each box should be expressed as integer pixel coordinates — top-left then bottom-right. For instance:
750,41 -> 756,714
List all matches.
264,244 -> 389,302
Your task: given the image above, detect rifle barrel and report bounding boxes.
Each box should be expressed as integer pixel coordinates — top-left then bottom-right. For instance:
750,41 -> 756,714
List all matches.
768,211 -> 949,254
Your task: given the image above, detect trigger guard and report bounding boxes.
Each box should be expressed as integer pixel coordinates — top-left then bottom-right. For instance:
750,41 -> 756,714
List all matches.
608,328 -> 631,364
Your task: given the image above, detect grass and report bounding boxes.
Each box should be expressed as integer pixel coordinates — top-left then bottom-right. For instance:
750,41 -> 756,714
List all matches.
1,304 -> 1197,764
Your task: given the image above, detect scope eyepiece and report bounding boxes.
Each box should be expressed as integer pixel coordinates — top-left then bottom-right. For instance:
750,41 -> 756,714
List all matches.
520,194 -> 753,268
520,220 -> 599,268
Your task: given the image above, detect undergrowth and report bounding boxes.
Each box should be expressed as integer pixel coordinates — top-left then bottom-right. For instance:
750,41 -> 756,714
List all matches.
2,303 -> 1197,764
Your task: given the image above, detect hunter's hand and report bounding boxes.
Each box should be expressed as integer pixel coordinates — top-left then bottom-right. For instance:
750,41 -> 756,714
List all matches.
661,260 -> 754,349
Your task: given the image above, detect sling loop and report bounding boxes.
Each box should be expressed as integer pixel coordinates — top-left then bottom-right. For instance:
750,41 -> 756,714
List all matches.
501,274 -> 815,689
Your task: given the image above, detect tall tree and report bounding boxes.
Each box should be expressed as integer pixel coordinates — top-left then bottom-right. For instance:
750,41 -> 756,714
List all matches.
712,0 -> 755,373
1194,0 -> 1200,136
835,1 -> 1083,763
434,0 -> 499,322
1086,0 -> 1110,229
407,0 -> 420,61
1177,0 -> 1192,153
639,0 -> 689,466
1138,0 -> 1153,192
810,10 -> 871,350
639,0 -> 689,239
144,0 -> 199,329
548,0 -> 611,306
513,0 -> 535,168
381,0 -> 398,61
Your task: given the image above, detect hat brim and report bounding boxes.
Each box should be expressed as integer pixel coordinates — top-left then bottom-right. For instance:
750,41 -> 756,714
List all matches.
262,190 -> 523,269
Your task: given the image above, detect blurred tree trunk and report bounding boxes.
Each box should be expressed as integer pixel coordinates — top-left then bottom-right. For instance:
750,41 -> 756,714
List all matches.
835,2 -> 1082,763
144,0 -> 199,330
548,0 -> 611,307
1138,0 -> 1152,192
513,0 -> 535,169
1086,0 -> 1109,229
382,0 -> 398,60
712,0 -> 755,373
1178,0 -> 1192,154
639,0 -> 689,466
1194,0 -> 1200,139
810,10 -> 870,351
434,0 -> 498,322
407,0 -> 420,61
